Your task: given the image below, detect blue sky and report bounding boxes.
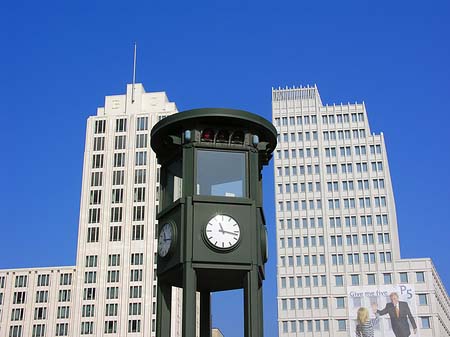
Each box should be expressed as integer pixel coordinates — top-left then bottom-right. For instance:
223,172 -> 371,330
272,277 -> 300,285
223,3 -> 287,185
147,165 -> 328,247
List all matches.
1,0 -> 449,336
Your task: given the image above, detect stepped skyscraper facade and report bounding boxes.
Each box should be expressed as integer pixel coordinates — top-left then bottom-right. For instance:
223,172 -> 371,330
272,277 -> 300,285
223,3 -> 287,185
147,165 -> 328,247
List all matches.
273,86 -> 450,337
0,84 -> 184,337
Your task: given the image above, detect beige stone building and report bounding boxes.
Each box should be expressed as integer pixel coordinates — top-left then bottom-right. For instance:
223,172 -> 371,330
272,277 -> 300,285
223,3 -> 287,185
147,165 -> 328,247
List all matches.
273,85 -> 450,337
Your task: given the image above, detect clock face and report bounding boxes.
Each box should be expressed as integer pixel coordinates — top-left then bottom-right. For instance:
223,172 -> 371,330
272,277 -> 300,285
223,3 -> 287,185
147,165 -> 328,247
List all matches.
205,214 -> 241,250
158,223 -> 175,258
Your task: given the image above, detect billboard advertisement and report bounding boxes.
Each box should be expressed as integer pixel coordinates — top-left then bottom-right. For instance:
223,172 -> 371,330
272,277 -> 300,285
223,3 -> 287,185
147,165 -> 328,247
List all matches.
347,284 -> 419,337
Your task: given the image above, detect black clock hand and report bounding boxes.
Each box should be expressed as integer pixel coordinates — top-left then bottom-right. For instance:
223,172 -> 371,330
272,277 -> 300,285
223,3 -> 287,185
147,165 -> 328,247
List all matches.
222,230 -> 238,236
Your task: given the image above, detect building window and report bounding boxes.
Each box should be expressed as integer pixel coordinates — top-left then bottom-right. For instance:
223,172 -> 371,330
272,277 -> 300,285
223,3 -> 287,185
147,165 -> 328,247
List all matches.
130,269 -> 143,282
34,307 -> 47,320
418,294 -> 428,306
114,135 -> 126,150
109,226 -> 122,241
111,188 -> 124,204
87,227 -> 99,243
116,118 -> 127,132
81,321 -> 94,335
88,208 -> 100,224
84,272 -> 97,284
335,275 -> 344,287
134,187 -> 146,202
36,290 -> 48,303
94,120 -> 106,134
113,153 -> 126,167
112,170 -> 125,185
56,323 -> 69,336
336,297 -> 345,309
110,207 -> 123,222
92,154 -> 104,168
129,286 -> 142,299
9,325 -> 23,337
85,256 -> 98,268
137,117 -> 148,131
83,288 -> 96,300
91,172 -> 103,186
89,190 -> 102,205
367,274 -> 376,285
136,134 -> 148,148
31,324 -> 45,337
58,289 -> 71,302
15,275 -> 27,287
128,320 -> 141,333
337,319 -> 346,331
133,206 -> 145,221
130,253 -> 143,265
135,169 -> 146,184
351,274 -> 360,286
129,302 -> 142,316
107,270 -> 120,283
383,273 -> 392,284
106,287 -> 119,299
416,272 -> 425,283
11,308 -> 25,321
108,254 -> 120,267
132,225 -> 144,240
57,306 -> 70,319
105,303 -> 118,316
420,317 -> 431,329
135,151 -> 147,166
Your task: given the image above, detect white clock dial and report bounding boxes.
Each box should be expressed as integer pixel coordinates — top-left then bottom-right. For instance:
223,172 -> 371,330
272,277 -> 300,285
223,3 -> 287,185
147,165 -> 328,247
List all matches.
158,223 -> 175,258
205,214 -> 240,250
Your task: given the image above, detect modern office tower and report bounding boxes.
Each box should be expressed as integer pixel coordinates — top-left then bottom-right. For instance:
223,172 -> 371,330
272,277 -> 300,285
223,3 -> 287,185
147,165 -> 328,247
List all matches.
273,86 -> 450,337
0,83 -> 183,337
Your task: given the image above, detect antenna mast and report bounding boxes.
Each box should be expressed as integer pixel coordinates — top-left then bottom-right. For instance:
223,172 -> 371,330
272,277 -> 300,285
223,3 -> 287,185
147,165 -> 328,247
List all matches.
132,42 -> 137,103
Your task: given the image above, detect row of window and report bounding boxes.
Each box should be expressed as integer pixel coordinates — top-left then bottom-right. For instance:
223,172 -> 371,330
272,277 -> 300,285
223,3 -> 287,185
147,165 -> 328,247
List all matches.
84,269 -> 143,285
275,115 -> 318,127
280,317 -> 432,334
90,169 -> 147,188
277,165 -> 320,176
284,293 -> 429,312
89,187 -> 146,206
274,112 -> 365,128
83,285 -> 145,302
323,129 -> 371,141
93,133 -> 149,152
278,131 -> 318,142
280,272 -> 426,289
276,162 -> 384,177
281,319 -> 331,334
92,151 -> 148,169
87,205 -> 145,224
277,145 -> 380,162
277,179 -> 385,195
86,224 -> 145,243
94,117 -> 149,135
279,214 -> 389,230
85,253 -> 143,269
10,290 -> 71,305
279,252 -> 392,268
79,319 -> 141,334
277,196 -> 387,212
279,233 -> 390,249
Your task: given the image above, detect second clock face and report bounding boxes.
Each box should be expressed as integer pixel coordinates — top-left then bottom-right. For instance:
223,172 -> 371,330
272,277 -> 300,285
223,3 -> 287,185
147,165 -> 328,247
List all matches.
158,223 -> 175,258
205,214 -> 241,250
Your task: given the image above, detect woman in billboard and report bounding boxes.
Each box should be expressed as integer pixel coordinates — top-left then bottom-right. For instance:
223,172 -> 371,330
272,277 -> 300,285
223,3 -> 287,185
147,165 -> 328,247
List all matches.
356,306 -> 379,337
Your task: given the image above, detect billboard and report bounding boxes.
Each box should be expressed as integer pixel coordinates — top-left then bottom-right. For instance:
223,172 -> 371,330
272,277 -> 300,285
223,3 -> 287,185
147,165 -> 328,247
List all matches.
347,284 -> 419,337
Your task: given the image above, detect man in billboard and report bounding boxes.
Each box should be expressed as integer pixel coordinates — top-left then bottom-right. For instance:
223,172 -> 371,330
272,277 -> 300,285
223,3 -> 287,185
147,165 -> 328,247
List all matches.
374,292 -> 417,337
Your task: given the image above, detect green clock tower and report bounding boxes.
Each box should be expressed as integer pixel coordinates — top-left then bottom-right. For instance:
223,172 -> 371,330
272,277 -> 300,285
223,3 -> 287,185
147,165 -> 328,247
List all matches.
150,108 -> 277,337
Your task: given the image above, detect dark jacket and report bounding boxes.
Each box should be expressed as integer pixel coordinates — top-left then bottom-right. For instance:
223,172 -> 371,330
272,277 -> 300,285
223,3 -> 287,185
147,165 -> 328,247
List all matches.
377,301 -> 417,337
